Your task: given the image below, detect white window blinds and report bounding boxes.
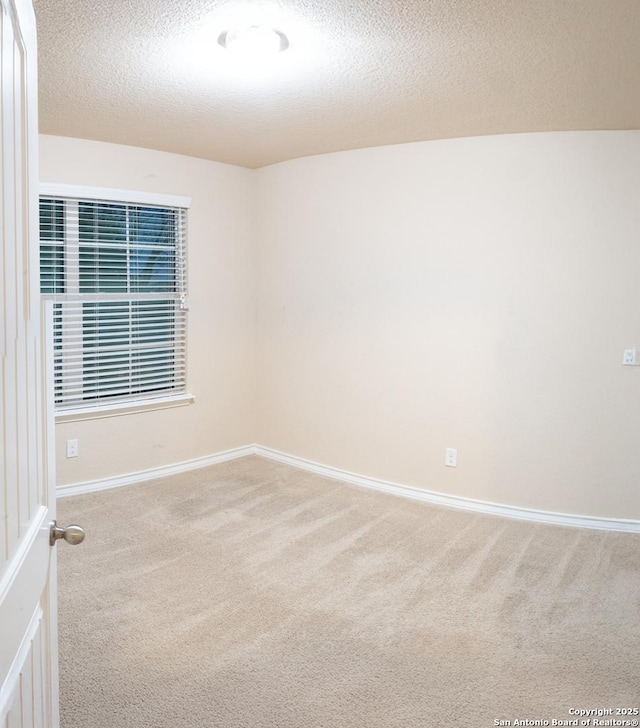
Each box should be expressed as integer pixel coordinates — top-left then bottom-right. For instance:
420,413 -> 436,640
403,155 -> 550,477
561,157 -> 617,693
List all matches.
40,194 -> 188,412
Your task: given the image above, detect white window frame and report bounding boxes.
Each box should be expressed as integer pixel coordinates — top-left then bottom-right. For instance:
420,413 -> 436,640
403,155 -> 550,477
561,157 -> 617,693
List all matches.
40,183 -> 194,422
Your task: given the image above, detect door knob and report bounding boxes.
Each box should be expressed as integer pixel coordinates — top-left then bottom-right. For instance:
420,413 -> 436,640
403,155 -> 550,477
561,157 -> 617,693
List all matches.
49,520 -> 86,546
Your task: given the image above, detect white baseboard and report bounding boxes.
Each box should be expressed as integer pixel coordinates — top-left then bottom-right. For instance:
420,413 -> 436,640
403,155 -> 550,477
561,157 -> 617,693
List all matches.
253,446 -> 640,534
55,445 -> 256,498
57,442 -> 640,533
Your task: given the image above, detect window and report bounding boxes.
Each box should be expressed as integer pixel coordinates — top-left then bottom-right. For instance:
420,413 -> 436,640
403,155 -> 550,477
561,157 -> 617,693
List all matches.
39,187 -> 189,415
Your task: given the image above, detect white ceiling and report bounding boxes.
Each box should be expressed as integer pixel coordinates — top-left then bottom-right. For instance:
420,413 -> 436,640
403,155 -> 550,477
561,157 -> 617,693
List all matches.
34,0 -> 640,169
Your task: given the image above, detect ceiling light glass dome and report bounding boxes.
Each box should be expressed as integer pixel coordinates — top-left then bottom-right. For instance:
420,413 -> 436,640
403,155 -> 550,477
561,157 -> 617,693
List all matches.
218,25 -> 289,56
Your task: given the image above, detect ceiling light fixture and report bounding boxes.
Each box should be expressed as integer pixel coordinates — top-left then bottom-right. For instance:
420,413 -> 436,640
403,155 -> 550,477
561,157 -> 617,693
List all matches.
218,25 -> 289,55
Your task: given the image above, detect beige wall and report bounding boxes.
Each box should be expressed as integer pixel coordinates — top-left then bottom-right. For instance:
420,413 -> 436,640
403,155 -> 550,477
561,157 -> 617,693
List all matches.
40,135 -> 257,485
44,131 -> 640,520
255,131 -> 640,519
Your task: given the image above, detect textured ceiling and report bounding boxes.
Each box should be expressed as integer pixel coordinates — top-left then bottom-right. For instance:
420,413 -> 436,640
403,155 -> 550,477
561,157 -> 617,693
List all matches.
35,0 -> 640,169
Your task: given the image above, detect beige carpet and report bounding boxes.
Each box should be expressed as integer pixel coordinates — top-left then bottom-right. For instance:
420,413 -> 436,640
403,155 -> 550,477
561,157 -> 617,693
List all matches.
57,456 -> 640,727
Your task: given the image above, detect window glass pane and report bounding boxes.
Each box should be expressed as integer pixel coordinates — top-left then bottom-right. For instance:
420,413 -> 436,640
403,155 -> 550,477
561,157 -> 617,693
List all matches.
131,302 -> 175,345
130,248 -> 175,293
79,202 -> 127,244
130,207 -> 175,248
52,302 -> 64,405
131,349 -> 176,395
40,198 -> 64,241
79,245 -> 128,293
82,351 -> 132,398
80,301 -> 177,399
39,199 -> 65,294
79,202 -> 128,293
82,301 -> 131,346
40,244 -> 65,294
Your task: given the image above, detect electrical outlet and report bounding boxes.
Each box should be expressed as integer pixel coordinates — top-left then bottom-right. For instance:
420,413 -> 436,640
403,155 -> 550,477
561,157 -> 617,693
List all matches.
623,349 -> 639,366
66,439 -> 79,458
445,448 -> 457,467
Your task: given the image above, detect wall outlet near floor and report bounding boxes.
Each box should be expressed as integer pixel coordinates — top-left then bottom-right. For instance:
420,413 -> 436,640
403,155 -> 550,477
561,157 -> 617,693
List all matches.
623,349 -> 639,366
66,438 -> 79,458
445,447 -> 457,467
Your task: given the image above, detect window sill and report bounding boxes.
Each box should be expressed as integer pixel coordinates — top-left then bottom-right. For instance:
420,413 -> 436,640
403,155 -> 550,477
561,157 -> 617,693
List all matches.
54,393 -> 195,424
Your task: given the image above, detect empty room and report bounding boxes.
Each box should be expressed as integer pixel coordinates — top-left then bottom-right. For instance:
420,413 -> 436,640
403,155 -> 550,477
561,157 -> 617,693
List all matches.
1,0 -> 639,726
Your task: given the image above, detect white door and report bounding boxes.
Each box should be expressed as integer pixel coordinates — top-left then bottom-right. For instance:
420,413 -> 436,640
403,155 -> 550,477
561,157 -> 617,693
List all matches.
0,0 -> 60,725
